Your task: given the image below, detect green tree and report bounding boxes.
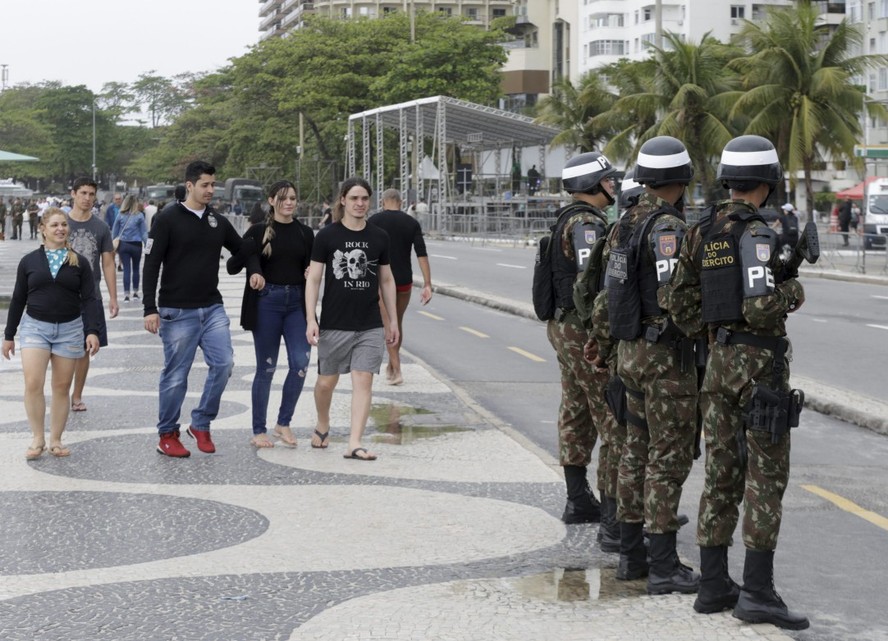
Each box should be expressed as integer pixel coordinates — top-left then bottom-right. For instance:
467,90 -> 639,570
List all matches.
533,73 -> 617,153
725,2 -> 888,215
594,33 -> 740,198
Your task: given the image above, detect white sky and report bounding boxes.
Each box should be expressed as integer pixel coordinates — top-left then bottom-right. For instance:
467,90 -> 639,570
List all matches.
1,0 -> 259,93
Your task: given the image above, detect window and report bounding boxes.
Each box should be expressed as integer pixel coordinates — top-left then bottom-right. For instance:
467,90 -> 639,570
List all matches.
466,7 -> 478,19
869,2 -> 876,20
880,67 -> 888,90
588,39 -> 625,56
634,10 -> 639,24
643,7 -> 652,20
730,5 -> 745,18
492,8 -> 506,17
439,7 -> 452,16
871,37 -> 877,52
881,0 -> 888,18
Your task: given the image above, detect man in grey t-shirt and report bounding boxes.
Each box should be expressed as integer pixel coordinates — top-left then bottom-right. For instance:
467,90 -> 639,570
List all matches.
66,177 -> 119,412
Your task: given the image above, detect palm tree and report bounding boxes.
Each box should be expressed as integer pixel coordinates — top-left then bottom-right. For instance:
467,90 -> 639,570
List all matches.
593,32 -> 741,200
533,73 -> 617,153
725,1 -> 888,216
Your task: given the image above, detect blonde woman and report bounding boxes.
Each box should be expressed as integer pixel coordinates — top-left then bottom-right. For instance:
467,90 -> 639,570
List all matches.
2,209 -> 101,459
110,194 -> 148,302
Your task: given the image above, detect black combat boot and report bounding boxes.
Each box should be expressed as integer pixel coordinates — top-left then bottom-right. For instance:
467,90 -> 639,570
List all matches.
732,549 -> 809,630
616,521 -> 648,580
561,465 -> 601,524
598,494 -> 621,553
694,546 -> 740,613
646,531 -> 700,594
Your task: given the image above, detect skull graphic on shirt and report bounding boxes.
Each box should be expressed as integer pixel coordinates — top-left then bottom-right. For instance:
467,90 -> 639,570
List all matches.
333,249 -> 371,280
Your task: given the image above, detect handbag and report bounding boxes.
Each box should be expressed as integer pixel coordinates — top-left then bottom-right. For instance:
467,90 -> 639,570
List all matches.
112,212 -> 135,251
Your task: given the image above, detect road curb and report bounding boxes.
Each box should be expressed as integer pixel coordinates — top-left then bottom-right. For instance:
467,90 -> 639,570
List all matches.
424,280 -> 888,438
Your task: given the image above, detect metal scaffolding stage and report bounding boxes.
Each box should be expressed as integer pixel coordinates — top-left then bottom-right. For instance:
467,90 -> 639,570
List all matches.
346,96 -> 559,223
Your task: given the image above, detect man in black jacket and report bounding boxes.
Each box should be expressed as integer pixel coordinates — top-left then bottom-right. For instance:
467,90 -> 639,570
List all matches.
143,160 -> 263,457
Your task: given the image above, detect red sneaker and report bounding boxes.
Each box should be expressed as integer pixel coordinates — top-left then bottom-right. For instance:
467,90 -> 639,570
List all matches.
157,430 -> 191,458
187,426 -> 216,453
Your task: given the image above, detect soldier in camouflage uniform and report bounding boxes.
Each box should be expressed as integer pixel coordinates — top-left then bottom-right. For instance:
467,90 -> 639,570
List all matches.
666,136 -> 808,630
547,151 -> 618,524
593,137 -> 699,592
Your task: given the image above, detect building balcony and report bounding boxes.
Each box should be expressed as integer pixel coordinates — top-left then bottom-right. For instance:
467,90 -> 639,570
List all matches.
260,11 -> 281,30
259,0 -> 282,18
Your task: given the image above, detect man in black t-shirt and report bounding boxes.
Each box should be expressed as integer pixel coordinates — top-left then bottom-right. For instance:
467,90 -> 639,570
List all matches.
368,189 -> 432,385
305,177 -> 398,461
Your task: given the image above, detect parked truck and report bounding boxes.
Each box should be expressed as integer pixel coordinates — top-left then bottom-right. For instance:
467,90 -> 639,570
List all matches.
221,178 -> 264,215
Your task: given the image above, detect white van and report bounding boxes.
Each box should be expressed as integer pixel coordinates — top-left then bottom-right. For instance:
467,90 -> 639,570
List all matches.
864,178 -> 888,249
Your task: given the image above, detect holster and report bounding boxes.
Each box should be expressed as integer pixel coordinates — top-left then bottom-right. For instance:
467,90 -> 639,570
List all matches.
643,322 -> 694,373
604,375 -> 627,427
743,384 -> 804,444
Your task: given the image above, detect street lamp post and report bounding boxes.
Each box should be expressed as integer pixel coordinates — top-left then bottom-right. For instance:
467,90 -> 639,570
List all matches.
92,101 -> 97,182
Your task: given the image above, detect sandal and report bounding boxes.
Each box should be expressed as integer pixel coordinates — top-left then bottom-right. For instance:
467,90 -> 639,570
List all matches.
311,429 -> 330,449
250,435 -> 275,449
272,426 -> 297,448
26,445 -> 46,460
49,445 -> 71,458
71,401 -> 87,412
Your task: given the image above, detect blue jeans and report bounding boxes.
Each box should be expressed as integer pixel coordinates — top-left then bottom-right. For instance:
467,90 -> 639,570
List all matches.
251,284 -> 311,434
117,241 -> 142,294
157,304 -> 233,435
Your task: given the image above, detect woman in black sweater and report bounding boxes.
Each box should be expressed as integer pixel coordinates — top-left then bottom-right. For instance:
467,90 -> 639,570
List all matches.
2,208 -> 100,459
228,180 -> 314,448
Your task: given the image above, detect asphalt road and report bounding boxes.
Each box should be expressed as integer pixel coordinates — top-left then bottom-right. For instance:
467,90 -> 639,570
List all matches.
399,240 -> 888,641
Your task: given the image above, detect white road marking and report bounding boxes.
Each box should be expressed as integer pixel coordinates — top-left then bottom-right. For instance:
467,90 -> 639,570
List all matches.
811,318 -> 827,323
418,311 -> 445,321
508,347 -> 546,362
873,295 -> 888,300
459,326 -> 489,338
866,324 -> 888,331
496,263 -> 527,269
430,254 -> 457,260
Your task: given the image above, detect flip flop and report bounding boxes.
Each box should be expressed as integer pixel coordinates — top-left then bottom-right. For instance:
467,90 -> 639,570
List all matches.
71,401 -> 87,412
26,446 -> 46,460
272,426 -> 297,448
250,435 -> 275,449
49,445 -> 71,458
343,447 -> 377,461
311,429 -> 330,449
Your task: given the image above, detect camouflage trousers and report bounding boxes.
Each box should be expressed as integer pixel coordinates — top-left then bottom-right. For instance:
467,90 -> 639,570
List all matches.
599,394 -> 624,499
546,312 -> 604,471
697,342 -> 791,551
616,338 -> 697,530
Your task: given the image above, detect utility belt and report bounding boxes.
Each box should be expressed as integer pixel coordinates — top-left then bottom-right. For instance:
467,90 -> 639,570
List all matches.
643,321 -> 695,372
713,327 -> 804,461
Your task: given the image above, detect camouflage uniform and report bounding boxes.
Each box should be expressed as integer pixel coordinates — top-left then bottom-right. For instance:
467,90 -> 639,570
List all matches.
666,199 -> 804,551
546,206 -> 610,471
589,290 -> 622,500
596,193 -> 696,529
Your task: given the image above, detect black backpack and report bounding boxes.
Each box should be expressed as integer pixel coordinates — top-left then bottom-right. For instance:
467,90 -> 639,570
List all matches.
532,203 -> 584,321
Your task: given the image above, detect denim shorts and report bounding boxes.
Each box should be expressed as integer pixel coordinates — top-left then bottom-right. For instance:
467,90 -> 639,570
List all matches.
18,313 -> 85,358
317,327 -> 384,375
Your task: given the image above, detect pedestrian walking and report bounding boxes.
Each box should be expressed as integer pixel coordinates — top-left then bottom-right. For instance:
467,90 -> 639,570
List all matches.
600,136 -> 699,592
111,195 -> 148,302
228,180 -> 314,449
368,188 -> 433,386
304,177 -> 399,461
66,177 -> 119,412
143,161 -> 263,458
2,208 -> 100,459
666,135 -> 809,630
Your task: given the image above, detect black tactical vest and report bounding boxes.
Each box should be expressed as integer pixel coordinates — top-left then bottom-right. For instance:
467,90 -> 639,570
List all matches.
552,203 -> 607,311
607,209 -> 672,340
698,207 -> 765,323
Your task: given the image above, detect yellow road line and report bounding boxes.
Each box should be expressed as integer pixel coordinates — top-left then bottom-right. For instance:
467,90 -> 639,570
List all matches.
508,346 -> 546,362
417,311 -> 445,321
801,484 -> 888,532
459,326 -> 489,338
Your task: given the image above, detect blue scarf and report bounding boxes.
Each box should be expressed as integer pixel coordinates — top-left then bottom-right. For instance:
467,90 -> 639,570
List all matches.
45,248 -> 67,279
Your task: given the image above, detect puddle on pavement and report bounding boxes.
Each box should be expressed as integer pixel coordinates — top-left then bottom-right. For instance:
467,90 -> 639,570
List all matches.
369,402 -> 469,444
511,568 -> 648,602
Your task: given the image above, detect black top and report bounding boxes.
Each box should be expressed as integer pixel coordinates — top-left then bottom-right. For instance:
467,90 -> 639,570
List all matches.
4,248 -> 98,340
367,209 -> 428,286
142,203 -> 259,315
311,222 -> 390,331
227,219 -> 314,331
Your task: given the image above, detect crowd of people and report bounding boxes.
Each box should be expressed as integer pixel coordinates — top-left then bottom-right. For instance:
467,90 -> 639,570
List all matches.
3,162 -> 432,465
539,134 -> 809,631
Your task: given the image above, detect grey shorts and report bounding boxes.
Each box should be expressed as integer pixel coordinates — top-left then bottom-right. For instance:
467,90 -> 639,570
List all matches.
317,327 -> 385,375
